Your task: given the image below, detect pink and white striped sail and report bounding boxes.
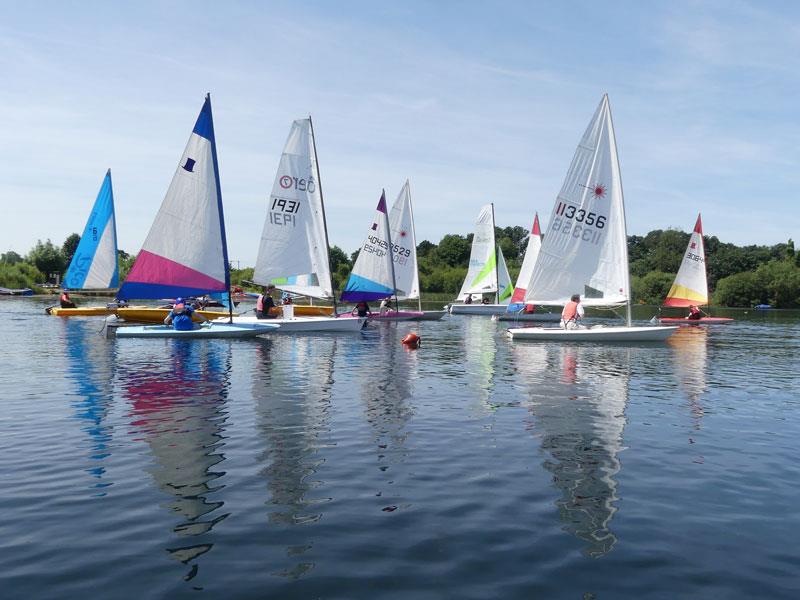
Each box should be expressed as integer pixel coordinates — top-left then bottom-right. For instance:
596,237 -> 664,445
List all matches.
118,95 -> 229,300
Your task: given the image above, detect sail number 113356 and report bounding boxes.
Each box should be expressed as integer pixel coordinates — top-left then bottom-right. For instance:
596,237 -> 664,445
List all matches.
555,202 -> 606,228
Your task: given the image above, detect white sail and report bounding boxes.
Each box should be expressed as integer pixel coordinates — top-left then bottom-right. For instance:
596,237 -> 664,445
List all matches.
510,213 -> 542,303
457,204 -> 498,300
253,119 -> 333,299
524,95 -> 628,308
663,214 -> 708,307
497,245 -> 513,304
388,180 -> 420,300
341,191 -> 396,302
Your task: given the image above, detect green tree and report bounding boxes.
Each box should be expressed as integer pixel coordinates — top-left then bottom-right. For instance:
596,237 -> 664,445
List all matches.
713,271 -> 765,307
62,233 -> 81,268
329,245 -> 350,273
417,240 -> 436,258
631,271 -> 674,304
27,239 -> 65,280
118,250 -> 136,282
1,251 -> 23,264
433,234 -> 471,267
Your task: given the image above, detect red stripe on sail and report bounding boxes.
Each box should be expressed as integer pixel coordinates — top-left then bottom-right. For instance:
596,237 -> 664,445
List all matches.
693,214 -> 703,235
532,213 -> 541,237
125,250 -> 225,290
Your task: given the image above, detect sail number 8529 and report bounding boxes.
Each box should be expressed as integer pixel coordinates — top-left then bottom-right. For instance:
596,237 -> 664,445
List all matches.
555,202 -> 606,229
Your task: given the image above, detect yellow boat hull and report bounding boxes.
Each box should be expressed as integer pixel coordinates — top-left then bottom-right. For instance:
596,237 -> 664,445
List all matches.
47,306 -> 118,317
117,307 -> 237,324
283,305 -> 334,316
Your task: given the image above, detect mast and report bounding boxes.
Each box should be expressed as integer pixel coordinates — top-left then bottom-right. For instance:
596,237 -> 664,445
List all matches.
406,180 -> 422,312
382,189 -> 400,310
308,115 -> 338,314
491,202 -> 499,304
605,95 -> 632,327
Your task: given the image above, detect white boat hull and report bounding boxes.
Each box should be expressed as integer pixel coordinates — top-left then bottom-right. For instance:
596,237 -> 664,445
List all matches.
449,303 -> 509,315
368,311 -> 424,322
218,315 -> 365,333
115,323 -> 277,338
507,325 -> 678,342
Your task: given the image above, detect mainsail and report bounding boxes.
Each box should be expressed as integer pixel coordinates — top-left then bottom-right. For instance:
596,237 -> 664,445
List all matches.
510,213 -> 542,304
663,214 -> 708,307
341,191 -> 397,302
524,94 -> 629,308
64,169 -> 119,289
118,94 -> 229,300
456,204 -> 499,301
253,118 -> 333,299
388,180 -> 420,300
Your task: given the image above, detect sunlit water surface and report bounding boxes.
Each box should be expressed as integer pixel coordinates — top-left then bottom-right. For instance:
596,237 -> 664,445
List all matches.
1,298 -> 799,598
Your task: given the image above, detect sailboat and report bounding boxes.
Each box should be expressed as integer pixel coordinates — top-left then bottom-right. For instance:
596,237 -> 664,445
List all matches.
657,214 -> 733,325
114,95 -> 276,338
508,95 -> 677,341
388,180 -> 445,320
495,212 -> 560,323
449,203 -> 514,315
226,118 -> 363,333
47,170 -> 121,316
341,190 -> 423,321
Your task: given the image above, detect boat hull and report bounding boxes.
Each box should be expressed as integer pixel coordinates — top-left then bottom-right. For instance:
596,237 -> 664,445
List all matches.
368,311 -> 425,322
410,310 -> 447,321
117,307 -> 235,324
0,287 -> 33,296
218,315 -> 365,333
284,305 -> 334,317
494,312 -> 561,323
47,306 -> 118,317
449,304 -> 509,315
115,323 -> 276,338
658,317 -> 734,325
507,325 -> 678,342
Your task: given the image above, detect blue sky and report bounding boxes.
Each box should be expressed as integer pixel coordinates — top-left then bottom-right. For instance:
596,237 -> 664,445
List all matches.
1,1 -> 798,266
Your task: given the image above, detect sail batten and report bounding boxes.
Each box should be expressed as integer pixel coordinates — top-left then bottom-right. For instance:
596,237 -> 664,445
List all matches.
64,169 -> 119,290
118,95 -> 228,300
253,119 -> 333,299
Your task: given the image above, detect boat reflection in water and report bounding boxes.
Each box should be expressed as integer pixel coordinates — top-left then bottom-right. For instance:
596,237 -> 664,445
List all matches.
669,326 -> 709,428
461,316 -> 499,411
121,339 -> 232,580
63,319 -> 117,495
252,335 -> 336,579
512,344 -> 631,557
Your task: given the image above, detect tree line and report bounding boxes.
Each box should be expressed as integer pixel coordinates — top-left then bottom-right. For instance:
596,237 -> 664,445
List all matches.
3,226 -> 799,307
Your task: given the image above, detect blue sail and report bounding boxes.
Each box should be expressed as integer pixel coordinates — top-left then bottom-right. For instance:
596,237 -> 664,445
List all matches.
64,170 -> 119,289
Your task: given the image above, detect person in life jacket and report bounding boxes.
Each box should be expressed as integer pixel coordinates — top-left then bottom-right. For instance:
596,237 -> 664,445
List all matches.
59,289 -> 77,309
464,294 -> 473,304
523,303 -> 535,314
164,297 -> 209,331
256,286 -> 277,319
686,305 -> 702,320
560,294 -> 585,329
352,300 -> 371,317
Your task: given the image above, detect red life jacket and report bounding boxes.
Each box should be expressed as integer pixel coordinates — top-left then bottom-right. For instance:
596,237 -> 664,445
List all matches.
256,295 -> 264,312
562,300 -> 579,321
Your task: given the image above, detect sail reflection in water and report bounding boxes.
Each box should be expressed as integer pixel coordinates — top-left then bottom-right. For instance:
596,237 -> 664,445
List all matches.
252,336 -> 336,578
63,320 -> 117,494
512,344 -> 631,557
121,340 -> 232,578
669,327 -> 709,458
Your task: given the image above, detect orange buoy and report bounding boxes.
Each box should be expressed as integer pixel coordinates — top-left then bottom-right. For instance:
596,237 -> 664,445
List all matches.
401,332 -> 420,348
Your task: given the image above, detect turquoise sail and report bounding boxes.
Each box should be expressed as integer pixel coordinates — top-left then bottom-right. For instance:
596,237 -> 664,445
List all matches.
64,169 -> 119,289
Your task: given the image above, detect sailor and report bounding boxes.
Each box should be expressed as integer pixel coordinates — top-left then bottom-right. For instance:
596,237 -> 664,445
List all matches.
686,305 -> 702,320
256,286 -> 277,319
59,289 -> 77,309
164,297 -> 208,331
379,298 -> 393,315
353,300 -> 371,317
560,294 -> 585,329
464,294 -> 473,305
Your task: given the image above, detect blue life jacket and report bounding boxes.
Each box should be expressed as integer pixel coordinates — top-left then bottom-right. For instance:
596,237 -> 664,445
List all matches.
171,307 -> 195,331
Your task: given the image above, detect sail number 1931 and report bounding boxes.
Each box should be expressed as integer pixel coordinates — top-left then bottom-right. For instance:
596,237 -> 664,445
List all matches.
269,197 -> 300,226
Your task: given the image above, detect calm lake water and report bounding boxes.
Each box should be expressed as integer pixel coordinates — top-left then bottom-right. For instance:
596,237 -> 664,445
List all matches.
2,297 -> 799,598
